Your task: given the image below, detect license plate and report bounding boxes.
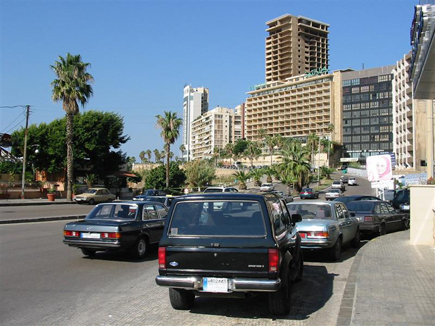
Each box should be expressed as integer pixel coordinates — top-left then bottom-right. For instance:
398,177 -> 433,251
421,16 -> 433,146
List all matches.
203,277 -> 229,293
81,233 -> 100,239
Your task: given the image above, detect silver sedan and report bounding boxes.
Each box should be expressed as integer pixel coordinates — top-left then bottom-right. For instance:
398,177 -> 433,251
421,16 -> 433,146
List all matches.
287,201 -> 360,261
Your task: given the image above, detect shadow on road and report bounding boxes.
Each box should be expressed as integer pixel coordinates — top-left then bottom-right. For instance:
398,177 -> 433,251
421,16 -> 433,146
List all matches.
302,240 -> 369,263
188,265 -> 335,321
81,244 -> 159,263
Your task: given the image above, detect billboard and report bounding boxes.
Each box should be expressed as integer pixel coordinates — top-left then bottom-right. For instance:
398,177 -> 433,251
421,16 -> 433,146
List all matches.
366,154 -> 392,182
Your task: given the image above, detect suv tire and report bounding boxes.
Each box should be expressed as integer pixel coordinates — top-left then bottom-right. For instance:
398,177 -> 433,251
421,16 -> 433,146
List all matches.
269,269 -> 291,315
169,288 -> 195,310
294,250 -> 304,283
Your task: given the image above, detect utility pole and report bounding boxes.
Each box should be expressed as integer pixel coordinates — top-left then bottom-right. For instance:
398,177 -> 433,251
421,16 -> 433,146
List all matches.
317,135 -> 321,188
21,105 -> 30,199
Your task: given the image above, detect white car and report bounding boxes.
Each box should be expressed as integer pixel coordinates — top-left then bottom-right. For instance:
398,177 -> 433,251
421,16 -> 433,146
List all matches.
260,183 -> 274,191
348,177 -> 357,186
331,180 -> 345,191
325,189 -> 342,201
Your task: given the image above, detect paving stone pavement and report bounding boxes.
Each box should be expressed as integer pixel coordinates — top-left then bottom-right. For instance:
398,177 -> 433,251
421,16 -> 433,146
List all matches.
342,230 -> 435,326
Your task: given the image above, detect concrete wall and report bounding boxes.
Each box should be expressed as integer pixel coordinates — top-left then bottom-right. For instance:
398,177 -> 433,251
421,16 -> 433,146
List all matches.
410,185 -> 435,245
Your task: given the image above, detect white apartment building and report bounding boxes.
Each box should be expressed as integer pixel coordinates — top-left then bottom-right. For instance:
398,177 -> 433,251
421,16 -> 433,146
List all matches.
392,53 -> 415,169
191,107 -> 242,160
182,85 -> 209,161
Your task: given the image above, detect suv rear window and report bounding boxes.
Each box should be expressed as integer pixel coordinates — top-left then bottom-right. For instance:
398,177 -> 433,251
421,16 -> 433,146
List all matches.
168,201 -> 265,237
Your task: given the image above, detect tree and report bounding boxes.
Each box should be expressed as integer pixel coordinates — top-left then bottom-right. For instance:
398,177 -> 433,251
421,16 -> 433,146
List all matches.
146,149 -> 152,162
233,170 -> 249,190
156,111 -> 182,189
184,160 -> 216,191
51,53 -> 93,200
11,111 -> 129,178
139,151 -> 146,163
250,168 -> 264,186
154,149 -> 161,163
264,134 -> 277,166
278,140 -> 311,192
179,144 -> 186,161
244,141 -> 262,167
144,162 -> 186,191
263,166 -> 274,183
224,143 -> 235,167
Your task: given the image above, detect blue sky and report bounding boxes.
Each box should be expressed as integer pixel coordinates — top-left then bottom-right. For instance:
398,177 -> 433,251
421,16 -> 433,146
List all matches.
0,0 -> 416,161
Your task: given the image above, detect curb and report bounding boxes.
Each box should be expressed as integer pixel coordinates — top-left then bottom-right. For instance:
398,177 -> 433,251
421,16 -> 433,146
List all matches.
0,215 -> 87,225
0,201 -> 76,207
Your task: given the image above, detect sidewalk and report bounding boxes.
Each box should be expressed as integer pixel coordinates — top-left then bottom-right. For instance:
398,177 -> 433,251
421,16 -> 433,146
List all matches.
0,198 -> 73,207
337,230 -> 435,326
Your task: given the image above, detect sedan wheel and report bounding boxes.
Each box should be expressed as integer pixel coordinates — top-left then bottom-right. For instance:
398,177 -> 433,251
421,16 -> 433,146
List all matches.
329,238 -> 341,261
351,229 -> 360,248
81,248 -> 96,256
88,199 -> 95,205
402,218 -> 410,230
379,223 -> 387,236
132,237 -> 147,259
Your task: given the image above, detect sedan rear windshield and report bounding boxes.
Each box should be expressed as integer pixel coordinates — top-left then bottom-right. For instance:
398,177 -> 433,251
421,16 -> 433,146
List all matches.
287,204 -> 332,220
86,204 -> 138,220
168,201 -> 265,237
346,201 -> 375,212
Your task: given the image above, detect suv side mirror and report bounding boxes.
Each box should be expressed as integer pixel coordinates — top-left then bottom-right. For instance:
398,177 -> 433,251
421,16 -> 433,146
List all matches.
291,213 -> 302,223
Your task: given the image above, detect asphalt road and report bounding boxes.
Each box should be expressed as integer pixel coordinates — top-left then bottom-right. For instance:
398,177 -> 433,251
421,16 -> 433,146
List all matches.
0,175 -> 375,326
0,219 -> 367,326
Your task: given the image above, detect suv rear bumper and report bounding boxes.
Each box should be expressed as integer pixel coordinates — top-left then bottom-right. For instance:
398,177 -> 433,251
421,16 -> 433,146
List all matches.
155,275 -> 281,292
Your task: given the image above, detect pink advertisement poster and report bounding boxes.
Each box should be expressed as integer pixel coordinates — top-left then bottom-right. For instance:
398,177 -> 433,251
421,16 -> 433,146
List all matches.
366,155 -> 392,182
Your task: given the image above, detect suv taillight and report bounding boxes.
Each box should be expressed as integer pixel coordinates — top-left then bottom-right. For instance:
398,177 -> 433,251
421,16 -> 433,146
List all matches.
268,249 -> 279,272
158,247 -> 166,269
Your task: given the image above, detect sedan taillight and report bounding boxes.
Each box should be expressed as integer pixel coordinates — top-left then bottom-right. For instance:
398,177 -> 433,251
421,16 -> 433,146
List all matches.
268,249 -> 279,272
101,232 -> 120,239
364,216 -> 373,222
64,230 -> 79,237
158,247 -> 166,269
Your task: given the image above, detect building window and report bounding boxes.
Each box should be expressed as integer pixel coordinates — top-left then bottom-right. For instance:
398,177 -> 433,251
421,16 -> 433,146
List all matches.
361,110 -> 369,117
370,117 -> 379,124
343,136 -> 352,142
352,103 -> 361,110
352,87 -> 360,93
352,127 -> 360,134
352,111 -> 361,118
371,126 -> 380,133
352,119 -> 361,126
370,109 -> 379,116
371,101 -> 379,108
343,80 -> 352,86
361,135 -> 370,142
351,78 -> 360,85
343,112 -> 352,119
361,118 -> 370,125
343,104 -> 352,111
360,94 -> 370,101
380,134 -> 390,141
352,136 -> 360,142
352,94 -> 361,102
361,143 -> 370,150
380,142 -> 391,150
360,86 -> 369,92
362,126 -> 370,133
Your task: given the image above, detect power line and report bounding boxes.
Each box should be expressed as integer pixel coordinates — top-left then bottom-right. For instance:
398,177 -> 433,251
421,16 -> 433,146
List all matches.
0,105 -> 28,109
4,117 -> 26,134
1,111 -> 26,133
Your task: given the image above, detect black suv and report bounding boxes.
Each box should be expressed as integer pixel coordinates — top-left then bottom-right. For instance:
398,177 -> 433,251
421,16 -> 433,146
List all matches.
155,192 -> 303,315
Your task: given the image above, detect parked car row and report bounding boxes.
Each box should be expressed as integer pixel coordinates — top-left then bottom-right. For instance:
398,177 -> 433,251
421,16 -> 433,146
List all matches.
63,186 -> 410,317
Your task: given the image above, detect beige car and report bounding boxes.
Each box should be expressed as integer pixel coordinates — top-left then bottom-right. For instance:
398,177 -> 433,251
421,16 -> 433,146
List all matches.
74,188 -> 116,205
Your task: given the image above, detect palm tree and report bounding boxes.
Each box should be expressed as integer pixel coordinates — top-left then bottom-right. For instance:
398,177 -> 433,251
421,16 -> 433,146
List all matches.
146,149 -> 152,162
245,141 -> 262,167
139,151 -> 146,163
224,143 -> 235,167
156,111 -> 182,188
153,149 -> 160,163
250,168 -> 264,186
263,166 -> 274,183
279,141 -> 311,192
51,53 -> 93,201
179,144 -> 186,161
264,134 -> 277,166
233,170 -> 249,190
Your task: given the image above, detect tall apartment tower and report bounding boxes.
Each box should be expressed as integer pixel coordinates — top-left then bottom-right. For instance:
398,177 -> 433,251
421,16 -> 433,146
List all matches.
182,85 -> 209,161
265,14 -> 329,82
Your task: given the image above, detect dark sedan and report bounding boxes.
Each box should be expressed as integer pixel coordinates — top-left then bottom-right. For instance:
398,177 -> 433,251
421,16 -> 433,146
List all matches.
346,200 -> 409,237
333,195 -> 381,205
63,201 -> 168,258
300,188 -> 319,199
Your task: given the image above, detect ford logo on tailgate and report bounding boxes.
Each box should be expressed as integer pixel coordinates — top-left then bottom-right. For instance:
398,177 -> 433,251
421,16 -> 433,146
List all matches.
169,261 -> 178,267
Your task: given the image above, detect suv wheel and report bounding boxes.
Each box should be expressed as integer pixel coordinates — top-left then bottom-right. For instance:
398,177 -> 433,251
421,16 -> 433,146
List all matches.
269,269 -> 292,315
294,250 -> 304,283
329,237 -> 341,261
169,288 -> 195,310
